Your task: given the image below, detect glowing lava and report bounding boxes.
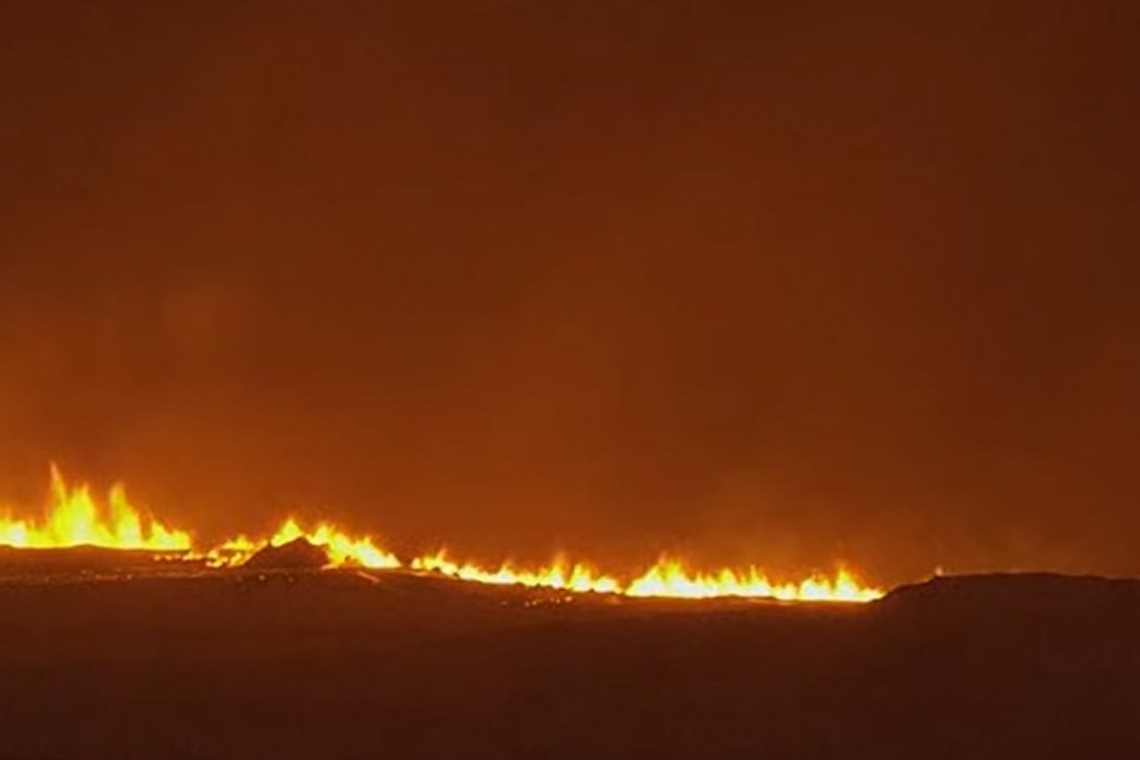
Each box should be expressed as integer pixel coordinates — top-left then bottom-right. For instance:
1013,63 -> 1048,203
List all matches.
626,557 -> 882,602
201,518 -> 401,569
0,467 -> 883,602
411,550 -> 621,594
0,466 -> 190,551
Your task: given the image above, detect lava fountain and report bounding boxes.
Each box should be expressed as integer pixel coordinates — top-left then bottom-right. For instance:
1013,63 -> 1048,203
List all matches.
0,466 -> 190,552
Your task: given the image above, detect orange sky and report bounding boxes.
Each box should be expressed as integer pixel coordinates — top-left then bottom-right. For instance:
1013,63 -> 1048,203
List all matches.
1,1 -> 1138,585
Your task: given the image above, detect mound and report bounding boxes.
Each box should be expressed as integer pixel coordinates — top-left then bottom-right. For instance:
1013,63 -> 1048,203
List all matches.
242,537 -> 330,570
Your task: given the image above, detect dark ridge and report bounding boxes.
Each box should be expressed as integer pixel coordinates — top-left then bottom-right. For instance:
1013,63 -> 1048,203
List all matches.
880,571 -> 1140,611
242,537 -> 329,570
0,544 -> 186,572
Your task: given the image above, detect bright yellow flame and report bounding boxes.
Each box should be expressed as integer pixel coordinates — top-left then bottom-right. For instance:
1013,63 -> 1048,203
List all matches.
625,557 -> 883,602
0,466 -> 191,551
409,552 -> 881,602
273,518 -> 401,569
412,549 -> 621,594
194,534 -> 259,568
199,518 -> 401,569
1,467 -> 883,603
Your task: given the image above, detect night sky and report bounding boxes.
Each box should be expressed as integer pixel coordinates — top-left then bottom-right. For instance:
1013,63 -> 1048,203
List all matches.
1,1 -> 1138,584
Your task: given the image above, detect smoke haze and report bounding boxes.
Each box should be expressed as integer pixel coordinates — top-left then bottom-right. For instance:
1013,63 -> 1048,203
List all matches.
2,1 -> 1138,584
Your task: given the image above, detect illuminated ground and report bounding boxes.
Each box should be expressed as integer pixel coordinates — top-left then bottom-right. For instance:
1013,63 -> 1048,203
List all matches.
0,553 -> 1137,758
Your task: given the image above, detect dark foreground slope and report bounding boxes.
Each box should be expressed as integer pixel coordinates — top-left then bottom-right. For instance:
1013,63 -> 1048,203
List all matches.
0,566 -> 1136,759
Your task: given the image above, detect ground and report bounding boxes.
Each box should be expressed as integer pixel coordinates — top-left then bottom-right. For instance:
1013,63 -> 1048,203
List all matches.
0,553 -> 1137,759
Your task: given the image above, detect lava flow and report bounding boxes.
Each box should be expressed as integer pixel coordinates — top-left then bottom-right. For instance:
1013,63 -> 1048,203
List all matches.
0,468 -> 884,602
411,550 -> 622,594
626,558 -> 882,602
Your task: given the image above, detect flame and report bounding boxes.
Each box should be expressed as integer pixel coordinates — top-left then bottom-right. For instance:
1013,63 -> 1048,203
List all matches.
0,466 -> 190,551
199,518 -> 401,569
0,467 -> 884,603
411,549 -> 621,594
195,534 -> 259,568
626,557 -> 882,602
411,552 -> 881,602
267,518 -> 401,569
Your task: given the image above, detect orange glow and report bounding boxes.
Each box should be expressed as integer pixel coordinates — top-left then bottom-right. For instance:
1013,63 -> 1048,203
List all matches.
194,534 -> 259,568
199,518 -> 401,569
1,467 -> 883,603
411,549 -> 621,594
0,466 -> 190,552
626,557 -> 883,602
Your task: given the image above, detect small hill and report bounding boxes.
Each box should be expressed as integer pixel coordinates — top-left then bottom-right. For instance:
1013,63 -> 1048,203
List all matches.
882,571 -> 1140,611
241,537 -> 330,570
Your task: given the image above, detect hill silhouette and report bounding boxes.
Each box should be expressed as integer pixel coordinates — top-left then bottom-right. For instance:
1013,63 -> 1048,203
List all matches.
242,537 -> 330,570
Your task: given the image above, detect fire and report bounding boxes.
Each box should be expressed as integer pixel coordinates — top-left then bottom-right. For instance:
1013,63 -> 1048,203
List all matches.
0,466 -> 190,551
197,518 -> 401,569
410,551 -> 882,602
411,550 -> 621,594
625,557 -> 882,602
0,467 -> 884,602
